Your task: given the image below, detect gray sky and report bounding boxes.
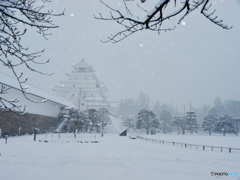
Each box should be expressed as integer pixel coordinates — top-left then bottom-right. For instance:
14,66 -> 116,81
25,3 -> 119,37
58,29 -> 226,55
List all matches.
3,0 -> 240,110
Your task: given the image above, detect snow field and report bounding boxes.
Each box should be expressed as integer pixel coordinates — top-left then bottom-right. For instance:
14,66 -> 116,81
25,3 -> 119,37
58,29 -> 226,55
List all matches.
0,133 -> 240,180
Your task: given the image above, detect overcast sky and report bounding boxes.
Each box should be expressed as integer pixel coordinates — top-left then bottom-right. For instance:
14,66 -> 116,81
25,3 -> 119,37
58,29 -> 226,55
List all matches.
2,0 -> 240,110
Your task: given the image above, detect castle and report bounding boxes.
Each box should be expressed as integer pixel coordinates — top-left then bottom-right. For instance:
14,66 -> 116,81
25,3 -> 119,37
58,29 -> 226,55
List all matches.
53,60 -> 113,111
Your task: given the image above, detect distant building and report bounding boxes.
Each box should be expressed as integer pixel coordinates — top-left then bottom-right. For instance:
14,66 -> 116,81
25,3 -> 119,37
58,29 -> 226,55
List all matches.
53,60 -> 112,111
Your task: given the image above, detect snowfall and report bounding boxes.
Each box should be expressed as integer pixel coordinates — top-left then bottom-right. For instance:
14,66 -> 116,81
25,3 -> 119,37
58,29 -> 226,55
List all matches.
1,132 -> 240,180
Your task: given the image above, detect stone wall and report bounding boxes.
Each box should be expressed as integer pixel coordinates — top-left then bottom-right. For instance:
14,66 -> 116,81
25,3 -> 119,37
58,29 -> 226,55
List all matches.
0,111 -> 58,136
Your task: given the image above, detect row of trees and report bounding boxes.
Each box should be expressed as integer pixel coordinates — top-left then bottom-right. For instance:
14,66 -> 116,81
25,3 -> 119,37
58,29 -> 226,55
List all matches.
121,96 -> 240,136
202,115 -> 240,136
126,109 -> 240,136
134,109 -> 198,135
62,108 -> 111,133
128,109 -> 240,136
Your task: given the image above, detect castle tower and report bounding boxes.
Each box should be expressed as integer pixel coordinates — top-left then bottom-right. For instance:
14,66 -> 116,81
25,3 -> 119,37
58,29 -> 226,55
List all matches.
53,59 -> 109,111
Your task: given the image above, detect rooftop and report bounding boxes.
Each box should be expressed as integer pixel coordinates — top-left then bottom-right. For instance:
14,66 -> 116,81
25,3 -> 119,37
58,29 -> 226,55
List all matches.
0,73 -> 77,109
72,59 -> 94,73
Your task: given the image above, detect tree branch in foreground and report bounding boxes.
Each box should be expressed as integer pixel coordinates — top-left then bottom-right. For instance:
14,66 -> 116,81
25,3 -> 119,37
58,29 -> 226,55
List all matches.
0,0 -> 64,113
95,0 -> 232,43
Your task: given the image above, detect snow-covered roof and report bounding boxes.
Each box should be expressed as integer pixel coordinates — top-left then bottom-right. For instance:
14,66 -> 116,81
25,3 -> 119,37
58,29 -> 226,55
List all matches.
0,73 -> 77,109
53,86 -> 104,92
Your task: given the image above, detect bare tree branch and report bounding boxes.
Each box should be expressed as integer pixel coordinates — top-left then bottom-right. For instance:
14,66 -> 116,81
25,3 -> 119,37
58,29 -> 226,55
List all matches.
95,0 -> 232,43
0,0 -> 63,114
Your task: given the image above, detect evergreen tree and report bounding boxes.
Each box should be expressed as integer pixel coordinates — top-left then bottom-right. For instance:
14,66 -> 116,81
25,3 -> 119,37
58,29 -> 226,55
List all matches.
186,111 -> 197,134
123,116 -> 135,130
78,111 -> 88,132
97,108 -> 111,131
67,109 -> 85,136
215,115 -> 235,136
171,116 -> 181,135
178,116 -> 188,135
171,115 -> 197,135
160,110 -> 171,134
136,109 -> 158,134
233,118 -> 240,136
202,114 -> 217,135
87,109 -> 98,132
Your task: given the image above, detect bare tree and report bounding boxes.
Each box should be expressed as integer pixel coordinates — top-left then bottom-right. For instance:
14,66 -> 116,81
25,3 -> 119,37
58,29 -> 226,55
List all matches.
95,0 -> 232,43
0,0 -> 63,113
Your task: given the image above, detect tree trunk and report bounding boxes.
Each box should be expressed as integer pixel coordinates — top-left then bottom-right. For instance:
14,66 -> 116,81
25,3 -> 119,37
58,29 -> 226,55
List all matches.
181,128 -> 185,135
177,126 -> 180,135
146,127 -> 149,135
209,130 -> 211,136
236,122 -> 239,136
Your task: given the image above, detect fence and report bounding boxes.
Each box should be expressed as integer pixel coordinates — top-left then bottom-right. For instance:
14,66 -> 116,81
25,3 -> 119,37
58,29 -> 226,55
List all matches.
136,136 -> 240,153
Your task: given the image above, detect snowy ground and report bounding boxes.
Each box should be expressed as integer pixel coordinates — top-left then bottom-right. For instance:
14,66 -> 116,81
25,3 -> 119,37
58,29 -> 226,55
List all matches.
0,133 -> 240,180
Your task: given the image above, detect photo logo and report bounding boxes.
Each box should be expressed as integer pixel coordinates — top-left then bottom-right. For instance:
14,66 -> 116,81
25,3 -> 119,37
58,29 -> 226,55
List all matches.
211,172 -> 238,176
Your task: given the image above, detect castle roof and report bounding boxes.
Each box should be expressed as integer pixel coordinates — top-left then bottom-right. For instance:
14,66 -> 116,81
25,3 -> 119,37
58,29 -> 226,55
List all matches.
72,59 -> 94,73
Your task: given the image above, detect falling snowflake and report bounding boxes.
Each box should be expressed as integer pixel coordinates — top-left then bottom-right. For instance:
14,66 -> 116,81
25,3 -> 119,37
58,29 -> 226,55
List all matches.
181,21 -> 186,26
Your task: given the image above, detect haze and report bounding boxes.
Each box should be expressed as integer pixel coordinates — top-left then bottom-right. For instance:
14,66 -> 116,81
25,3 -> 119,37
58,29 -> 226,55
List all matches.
2,0 -> 240,110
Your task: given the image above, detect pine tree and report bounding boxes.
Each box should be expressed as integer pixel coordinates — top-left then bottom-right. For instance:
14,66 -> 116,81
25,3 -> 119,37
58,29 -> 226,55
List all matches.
171,116 -> 181,135
179,116 -> 188,135
233,118 -> 240,136
67,109 -> 85,135
97,108 -> 110,131
87,109 -> 98,133
123,117 -> 135,130
202,114 -> 217,136
136,109 -> 158,134
215,115 -> 235,136
160,110 -> 171,134
78,111 -> 88,132
186,111 -> 197,134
